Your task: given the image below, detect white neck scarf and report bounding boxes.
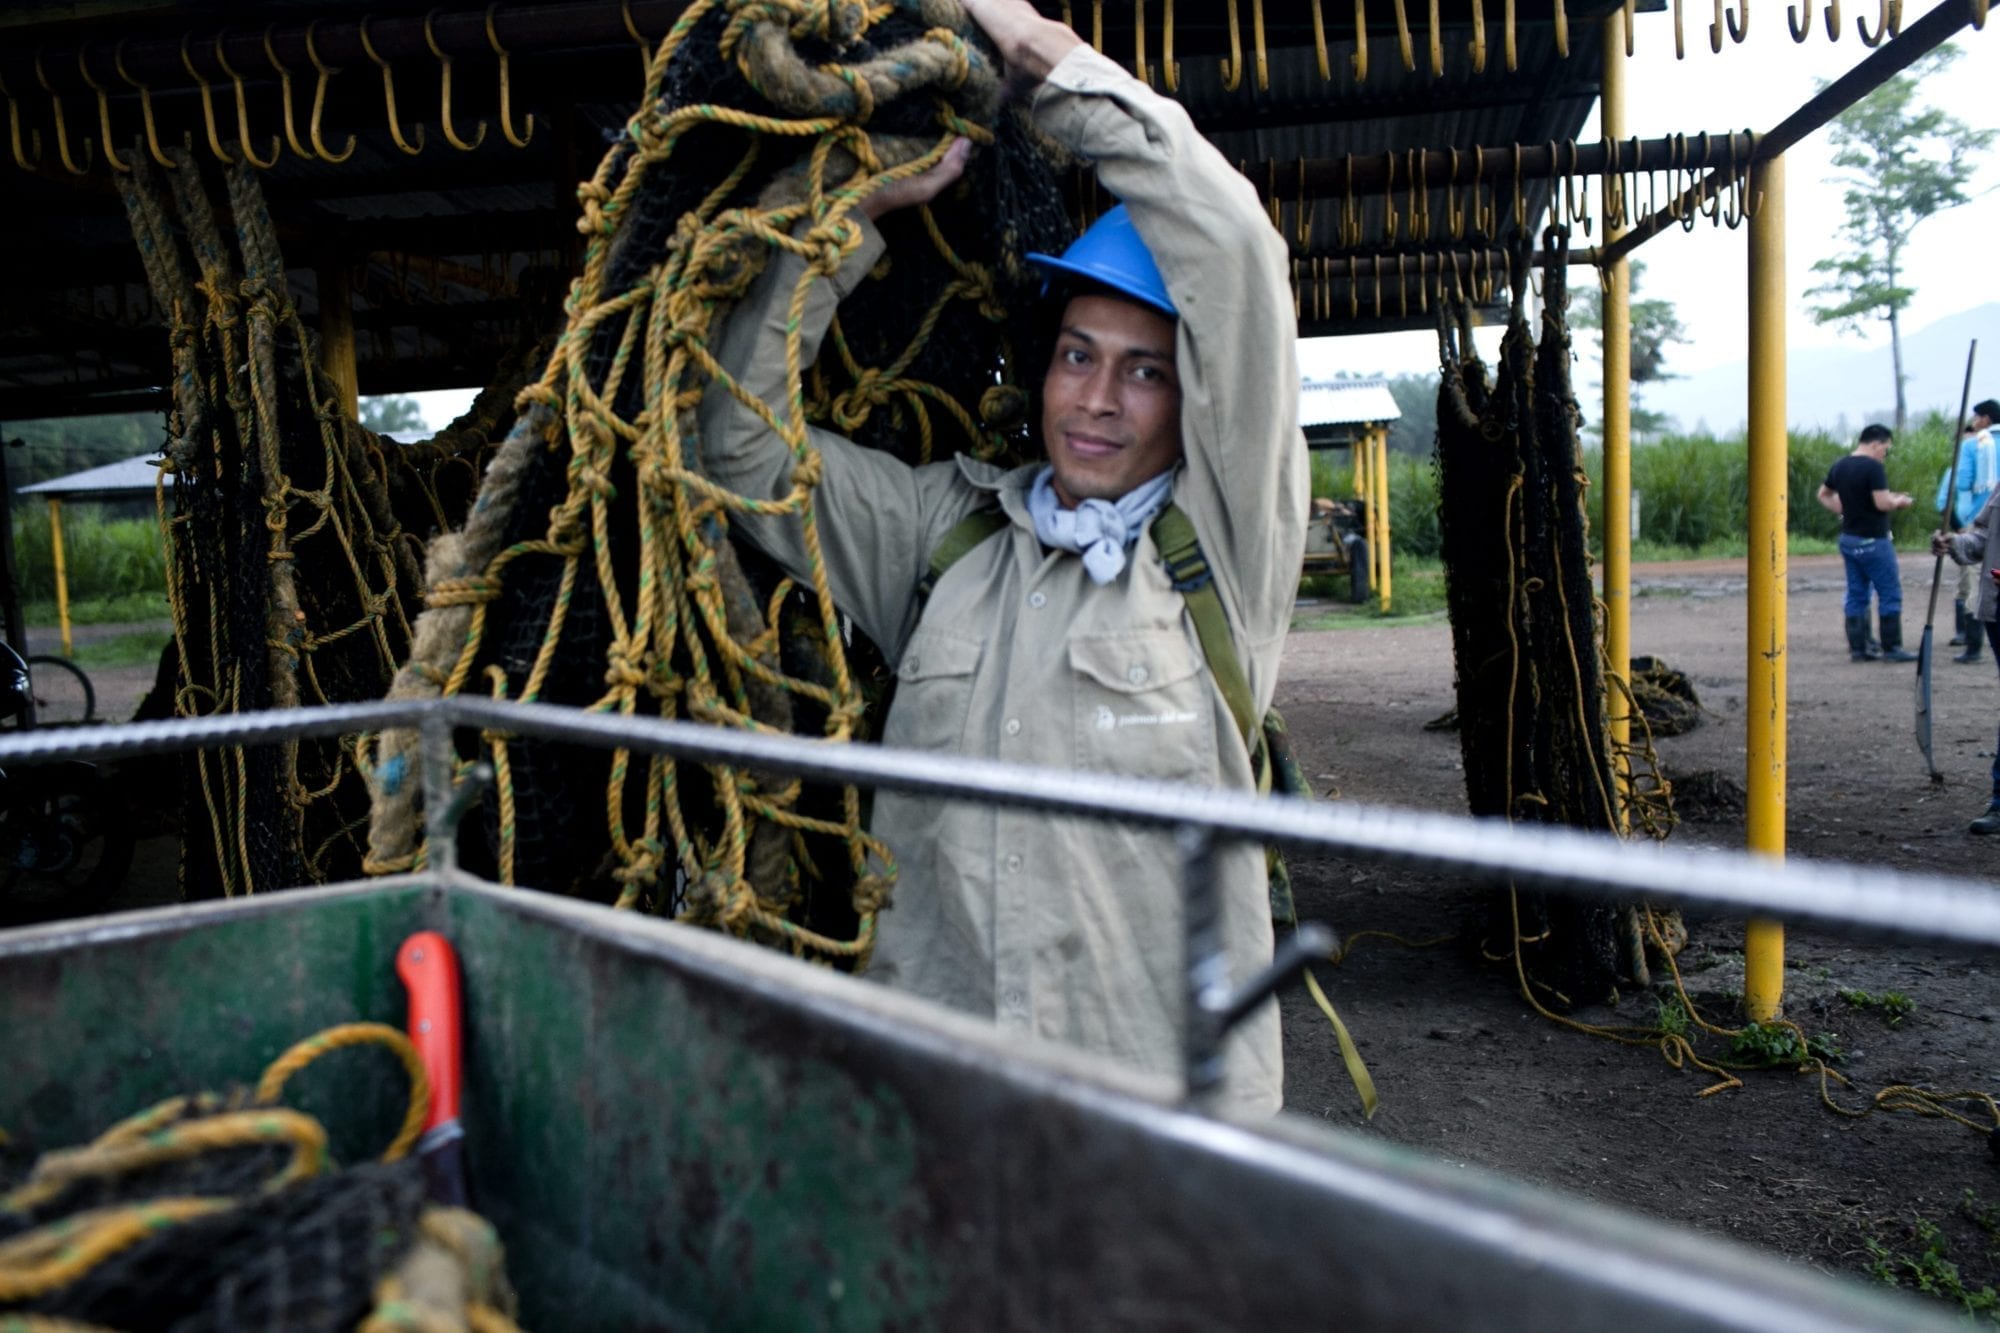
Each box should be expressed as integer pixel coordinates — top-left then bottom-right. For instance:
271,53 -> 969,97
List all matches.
1026,467 -> 1175,585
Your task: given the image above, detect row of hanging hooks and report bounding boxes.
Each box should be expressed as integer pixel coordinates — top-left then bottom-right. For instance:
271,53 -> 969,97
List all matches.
1246,134 -> 1759,258
1292,250 -> 1516,324
0,3 -> 582,174
1057,0 -> 1965,92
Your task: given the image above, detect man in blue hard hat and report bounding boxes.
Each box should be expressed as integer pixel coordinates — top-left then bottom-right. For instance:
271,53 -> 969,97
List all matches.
698,0 -> 1305,1115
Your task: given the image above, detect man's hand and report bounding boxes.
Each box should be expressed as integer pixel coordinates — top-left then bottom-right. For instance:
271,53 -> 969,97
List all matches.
857,137 -> 971,222
959,0 -> 1084,87
1934,531 -> 1954,556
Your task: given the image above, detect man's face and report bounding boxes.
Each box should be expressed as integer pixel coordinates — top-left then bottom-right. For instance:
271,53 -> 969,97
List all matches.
1040,294 -> 1183,507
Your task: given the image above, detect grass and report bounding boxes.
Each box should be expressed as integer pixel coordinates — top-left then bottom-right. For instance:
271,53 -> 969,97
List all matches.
1294,564 -> 1448,631
68,630 -> 171,671
22,594 -> 169,629
11,511 -> 167,611
1838,988 -> 1917,1026
1865,1192 -> 2000,1323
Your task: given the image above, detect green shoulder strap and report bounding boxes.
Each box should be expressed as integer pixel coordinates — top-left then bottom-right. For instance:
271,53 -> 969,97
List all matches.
1150,504 -> 1259,752
919,507 -> 1010,604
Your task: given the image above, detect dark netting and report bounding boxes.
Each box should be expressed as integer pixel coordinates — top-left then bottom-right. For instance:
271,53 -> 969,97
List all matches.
366,3 -> 1072,967
1435,229 -> 1624,1006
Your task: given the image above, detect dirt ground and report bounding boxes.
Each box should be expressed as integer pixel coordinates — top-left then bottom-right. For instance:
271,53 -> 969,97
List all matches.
1275,551 -> 2000,1309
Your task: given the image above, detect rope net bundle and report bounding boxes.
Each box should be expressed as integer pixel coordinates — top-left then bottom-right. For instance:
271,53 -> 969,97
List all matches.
115,152 -> 530,899
362,0 -> 1072,965
0,1024 -> 519,1332
1434,229 -> 1666,1006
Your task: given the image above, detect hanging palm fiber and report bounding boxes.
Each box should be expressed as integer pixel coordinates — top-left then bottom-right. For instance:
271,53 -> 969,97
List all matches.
362,0 -> 1071,967
0,1024 -> 519,1331
114,152 -> 530,898
1435,230 -> 1632,1006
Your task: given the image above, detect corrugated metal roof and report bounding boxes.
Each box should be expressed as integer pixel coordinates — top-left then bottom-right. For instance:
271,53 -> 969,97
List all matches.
21,455 -> 169,498
1300,379 -> 1401,427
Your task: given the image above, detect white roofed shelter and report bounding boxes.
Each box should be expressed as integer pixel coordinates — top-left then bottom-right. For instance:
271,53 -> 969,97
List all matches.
21,454 -> 167,656
1299,379 -> 1402,612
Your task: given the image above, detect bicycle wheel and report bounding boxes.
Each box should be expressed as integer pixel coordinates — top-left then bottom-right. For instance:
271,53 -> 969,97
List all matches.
26,655 -> 95,725
0,763 -> 134,925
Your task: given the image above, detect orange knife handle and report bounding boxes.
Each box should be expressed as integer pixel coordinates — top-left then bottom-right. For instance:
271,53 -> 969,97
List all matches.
396,931 -> 463,1131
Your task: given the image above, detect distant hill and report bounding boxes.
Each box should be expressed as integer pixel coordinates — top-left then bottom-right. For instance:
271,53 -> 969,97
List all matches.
1643,304 -> 2000,437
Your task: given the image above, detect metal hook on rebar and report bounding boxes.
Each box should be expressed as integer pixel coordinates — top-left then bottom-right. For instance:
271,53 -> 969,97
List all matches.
1726,0 -> 1750,40
1296,157 -> 1314,247
179,34 -> 235,163
486,6 -> 536,148
1308,0 -> 1332,79
1601,135 -> 1620,230
263,27 -> 315,160
1822,0 -> 1842,38
1503,0 -> 1519,69
1446,148 -> 1465,237
1468,0 -> 1488,71
1219,0 -> 1245,91
1134,0 -> 1153,85
426,11 -> 488,150
1383,150 -> 1400,242
1163,0 -> 1183,90
114,41 -> 174,169
1788,0 -> 1815,39
1412,148 -> 1430,240
1971,0 -> 1988,32
303,22 -> 357,163
1511,142 -> 1526,230
34,51 -> 93,175
214,36 -> 281,168
1390,0 -> 1417,70
1553,0 -> 1570,55
1721,135 -> 1748,228
1250,0 -> 1270,90
1426,0 -> 1444,75
77,48 -> 130,173
0,73 -> 43,172
360,15 -> 427,154
1857,0 -> 1901,44
1351,0 -> 1371,81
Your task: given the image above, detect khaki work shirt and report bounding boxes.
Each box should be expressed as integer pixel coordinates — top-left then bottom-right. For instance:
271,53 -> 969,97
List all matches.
697,47 -> 1307,1114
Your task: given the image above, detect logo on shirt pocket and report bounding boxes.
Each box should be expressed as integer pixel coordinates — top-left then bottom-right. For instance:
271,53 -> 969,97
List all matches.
1069,629 -> 1216,782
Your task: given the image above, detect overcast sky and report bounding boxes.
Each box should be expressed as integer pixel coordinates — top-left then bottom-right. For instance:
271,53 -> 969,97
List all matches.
1299,17 -> 1997,385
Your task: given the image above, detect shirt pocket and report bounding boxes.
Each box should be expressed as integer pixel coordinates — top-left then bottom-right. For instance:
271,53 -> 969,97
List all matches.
1069,629 -> 1217,783
885,625 -> 985,753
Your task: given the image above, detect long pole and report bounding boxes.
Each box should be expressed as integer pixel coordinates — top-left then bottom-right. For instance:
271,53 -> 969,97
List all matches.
1916,343 -> 1979,781
1601,9 -> 1633,829
47,497 -> 71,659
1743,156 -> 1787,1024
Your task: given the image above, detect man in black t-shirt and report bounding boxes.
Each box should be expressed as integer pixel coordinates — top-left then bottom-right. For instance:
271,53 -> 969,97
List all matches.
1818,424 -> 1917,662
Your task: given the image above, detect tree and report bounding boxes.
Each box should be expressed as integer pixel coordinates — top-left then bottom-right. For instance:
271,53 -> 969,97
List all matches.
359,394 -> 427,436
1573,260 -> 1687,439
1806,45 -> 1992,434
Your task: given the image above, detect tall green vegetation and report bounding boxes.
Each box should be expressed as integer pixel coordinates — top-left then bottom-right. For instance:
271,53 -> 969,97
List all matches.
1314,416 -> 1957,559
1806,45 -> 1992,434
11,510 -> 167,610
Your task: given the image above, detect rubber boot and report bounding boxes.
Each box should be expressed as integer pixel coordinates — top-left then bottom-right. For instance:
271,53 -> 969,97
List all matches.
1957,606 -> 1985,663
1878,612 -> 1918,663
1845,615 -> 1879,662
1970,805 -> 2000,835
1950,599 -> 1969,647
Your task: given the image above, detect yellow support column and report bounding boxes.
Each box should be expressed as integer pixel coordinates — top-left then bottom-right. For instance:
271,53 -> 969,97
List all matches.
47,497 -> 71,658
1374,426 -> 1393,611
1744,154 -> 1788,1023
1601,11 -> 1632,823
317,259 -> 360,420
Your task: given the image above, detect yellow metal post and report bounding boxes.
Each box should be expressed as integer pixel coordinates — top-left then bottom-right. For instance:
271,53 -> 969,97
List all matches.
1601,11 -> 1632,822
1744,154 -> 1787,1022
1374,425 -> 1393,611
46,497 -> 71,658
317,259 -> 359,420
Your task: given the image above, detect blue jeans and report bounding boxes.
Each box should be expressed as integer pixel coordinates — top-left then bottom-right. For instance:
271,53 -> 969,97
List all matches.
1839,533 -> 1903,618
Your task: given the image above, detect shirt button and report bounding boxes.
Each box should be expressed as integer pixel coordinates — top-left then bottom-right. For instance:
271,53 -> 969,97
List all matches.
1127,664 -> 1149,685
1028,591 -> 1047,608
1004,853 -> 1023,874
1004,717 -> 1022,736
903,656 -> 919,676
1002,987 -> 1026,1011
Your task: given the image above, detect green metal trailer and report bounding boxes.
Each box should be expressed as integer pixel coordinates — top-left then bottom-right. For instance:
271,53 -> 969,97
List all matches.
0,700 -> 1977,1329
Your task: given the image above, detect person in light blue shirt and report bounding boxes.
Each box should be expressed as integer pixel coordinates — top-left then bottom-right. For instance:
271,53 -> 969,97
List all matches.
1935,399 -> 1999,663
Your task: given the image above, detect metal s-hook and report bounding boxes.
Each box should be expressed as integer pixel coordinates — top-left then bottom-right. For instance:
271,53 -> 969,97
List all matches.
1857,0 -> 1901,44
0,73 -> 43,172
1673,0 -> 1687,55
34,51 -> 93,175
115,41 -> 174,169
214,35 -> 281,168
180,34 -> 236,163
1504,0 -> 1519,70
1553,0 -> 1570,55
1296,157 -> 1313,247
1446,147 -> 1465,237
1135,0 -> 1153,86
1427,0 -> 1444,75
1390,0 -> 1416,70
360,15 -> 427,155
1309,0 -> 1332,80
304,22 -> 356,163
1822,0 -> 1842,38
1163,0 -> 1182,90
1351,0 -> 1371,81
1788,0 -> 1814,39
621,0 -> 653,83
1383,150 -> 1400,242
486,6 -> 536,148
1722,134 -> 1747,228
1468,0 -> 1488,72
1726,0 -> 1750,40
264,27 -> 315,160
77,48 -> 130,172
426,11 -> 488,150
1251,0 -> 1270,90
1219,0 -> 1245,92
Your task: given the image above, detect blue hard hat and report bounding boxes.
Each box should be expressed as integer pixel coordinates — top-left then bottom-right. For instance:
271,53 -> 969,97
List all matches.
1026,204 -> 1177,319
